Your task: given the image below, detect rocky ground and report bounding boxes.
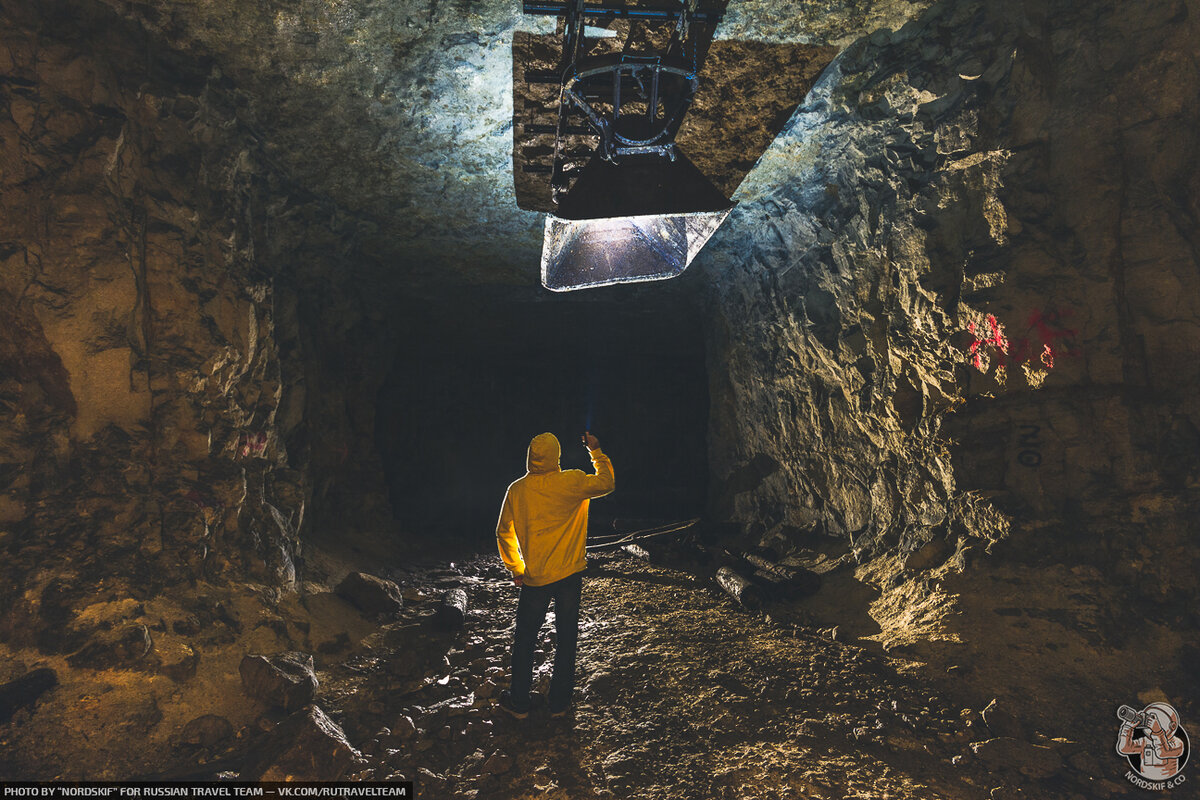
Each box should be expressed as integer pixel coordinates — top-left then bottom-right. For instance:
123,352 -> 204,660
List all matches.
318,551 -> 1152,800
5,526 -> 1156,799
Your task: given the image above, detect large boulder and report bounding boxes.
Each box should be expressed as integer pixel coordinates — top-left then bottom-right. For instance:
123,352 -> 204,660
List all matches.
241,705 -> 361,781
239,652 -> 318,712
336,572 -> 404,616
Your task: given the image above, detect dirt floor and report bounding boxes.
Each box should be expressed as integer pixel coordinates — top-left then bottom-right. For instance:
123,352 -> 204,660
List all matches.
1,528 -> 1176,798
308,547 -> 1124,800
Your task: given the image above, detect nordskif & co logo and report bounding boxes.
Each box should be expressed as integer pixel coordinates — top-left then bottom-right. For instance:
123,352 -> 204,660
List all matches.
1116,702 -> 1190,790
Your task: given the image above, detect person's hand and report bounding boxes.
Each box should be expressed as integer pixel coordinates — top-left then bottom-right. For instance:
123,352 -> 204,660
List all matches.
1148,715 -> 1165,735
582,431 -> 600,451
513,574 -> 524,586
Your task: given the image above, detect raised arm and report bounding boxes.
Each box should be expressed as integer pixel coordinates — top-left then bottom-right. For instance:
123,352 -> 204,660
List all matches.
575,432 -> 615,499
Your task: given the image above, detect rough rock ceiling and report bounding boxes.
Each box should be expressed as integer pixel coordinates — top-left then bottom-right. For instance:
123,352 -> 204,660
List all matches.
83,0 -> 932,290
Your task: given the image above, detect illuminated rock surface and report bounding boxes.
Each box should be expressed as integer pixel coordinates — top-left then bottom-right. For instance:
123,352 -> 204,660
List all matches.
699,0 -> 1200,730
0,0 -> 1197,792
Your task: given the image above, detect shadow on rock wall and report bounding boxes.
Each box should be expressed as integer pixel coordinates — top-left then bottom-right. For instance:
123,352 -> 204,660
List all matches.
698,0 -> 1199,735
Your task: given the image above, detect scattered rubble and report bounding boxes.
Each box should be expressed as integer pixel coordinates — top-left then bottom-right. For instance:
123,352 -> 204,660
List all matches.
0,542 -> 1170,797
969,737 -> 1063,780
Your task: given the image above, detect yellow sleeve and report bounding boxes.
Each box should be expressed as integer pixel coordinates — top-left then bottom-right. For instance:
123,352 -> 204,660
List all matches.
575,448 -> 615,499
495,488 -> 525,577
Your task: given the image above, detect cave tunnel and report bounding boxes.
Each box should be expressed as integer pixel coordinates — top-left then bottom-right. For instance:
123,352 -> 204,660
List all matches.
2,0 -> 1200,794
376,292 -> 711,542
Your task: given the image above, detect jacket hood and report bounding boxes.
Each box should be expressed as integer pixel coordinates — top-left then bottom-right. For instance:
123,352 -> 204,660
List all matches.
527,432 -> 562,474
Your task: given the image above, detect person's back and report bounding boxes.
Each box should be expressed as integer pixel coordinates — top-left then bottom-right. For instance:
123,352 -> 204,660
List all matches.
496,431 -> 614,718
497,432 -> 614,586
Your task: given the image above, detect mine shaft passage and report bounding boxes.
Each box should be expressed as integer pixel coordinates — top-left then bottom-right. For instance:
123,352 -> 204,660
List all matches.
376,293 -> 709,542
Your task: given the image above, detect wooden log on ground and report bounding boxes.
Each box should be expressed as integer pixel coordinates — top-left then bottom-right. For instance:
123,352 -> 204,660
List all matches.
716,567 -> 763,611
742,551 -> 797,577
434,588 -> 468,629
746,545 -> 781,562
739,551 -> 823,598
751,568 -> 788,598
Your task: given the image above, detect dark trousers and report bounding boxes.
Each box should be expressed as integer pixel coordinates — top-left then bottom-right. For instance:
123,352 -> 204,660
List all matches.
509,570 -> 582,713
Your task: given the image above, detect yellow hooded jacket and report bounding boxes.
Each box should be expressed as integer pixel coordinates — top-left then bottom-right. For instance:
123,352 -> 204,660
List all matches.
496,432 -> 615,586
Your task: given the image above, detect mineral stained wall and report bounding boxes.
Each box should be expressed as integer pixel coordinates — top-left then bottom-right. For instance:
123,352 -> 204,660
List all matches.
700,0 -> 1199,719
704,0 -> 1199,593
0,1 -> 393,776
1,4 -> 298,626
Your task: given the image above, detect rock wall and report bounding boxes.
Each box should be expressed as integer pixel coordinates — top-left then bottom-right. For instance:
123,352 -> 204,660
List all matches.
701,0 -> 1200,600
0,0 -> 393,647
0,0 -> 402,777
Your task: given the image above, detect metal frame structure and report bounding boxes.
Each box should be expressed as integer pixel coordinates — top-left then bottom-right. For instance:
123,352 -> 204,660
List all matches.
521,1 -> 735,291
522,0 -> 710,202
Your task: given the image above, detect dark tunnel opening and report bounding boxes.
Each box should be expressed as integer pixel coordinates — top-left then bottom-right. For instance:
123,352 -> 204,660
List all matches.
375,290 -> 710,544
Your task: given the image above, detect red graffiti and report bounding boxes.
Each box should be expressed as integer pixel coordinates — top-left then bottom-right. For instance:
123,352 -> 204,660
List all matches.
238,431 -> 268,458
965,308 -> 1079,372
967,314 -> 1008,369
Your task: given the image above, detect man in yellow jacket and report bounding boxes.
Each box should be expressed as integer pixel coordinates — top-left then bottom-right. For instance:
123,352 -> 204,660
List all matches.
496,431 -> 615,718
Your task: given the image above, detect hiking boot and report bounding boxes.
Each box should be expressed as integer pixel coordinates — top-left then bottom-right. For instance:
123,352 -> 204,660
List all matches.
550,686 -> 583,718
497,690 -> 529,719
